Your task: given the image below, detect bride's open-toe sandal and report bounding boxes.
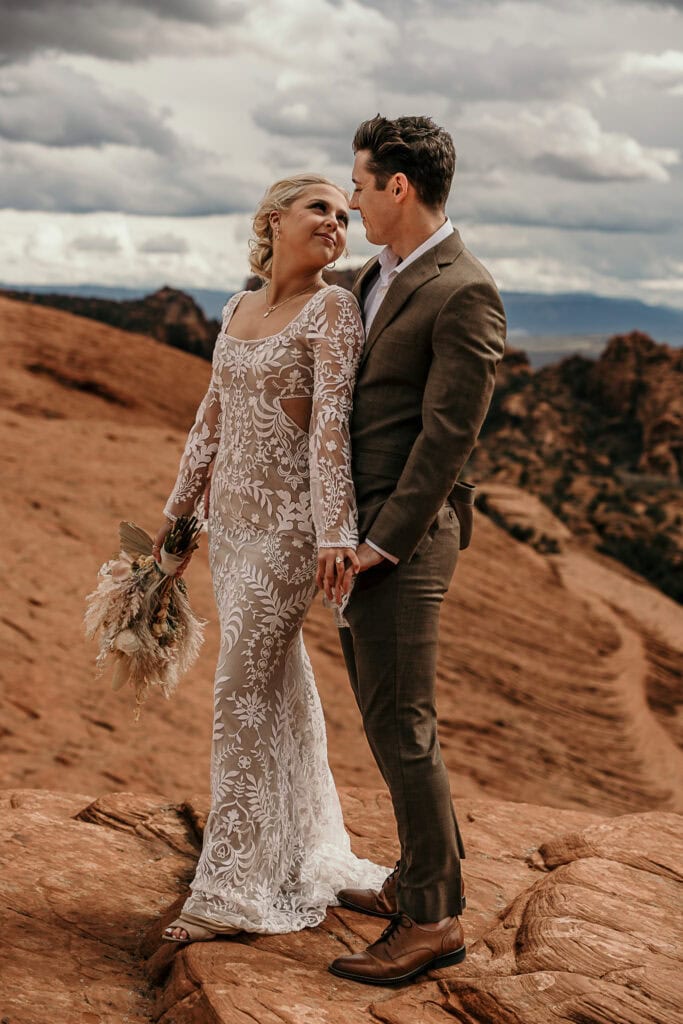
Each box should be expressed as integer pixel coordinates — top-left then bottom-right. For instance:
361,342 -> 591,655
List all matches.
162,917 -> 218,944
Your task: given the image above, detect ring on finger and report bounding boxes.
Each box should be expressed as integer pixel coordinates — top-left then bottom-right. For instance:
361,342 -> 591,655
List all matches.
335,555 -> 344,564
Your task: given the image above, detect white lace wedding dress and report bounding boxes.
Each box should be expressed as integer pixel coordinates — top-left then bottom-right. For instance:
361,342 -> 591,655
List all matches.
163,284 -> 388,934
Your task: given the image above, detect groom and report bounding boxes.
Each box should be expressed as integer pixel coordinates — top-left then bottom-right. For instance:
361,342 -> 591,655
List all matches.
329,115 -> 506,985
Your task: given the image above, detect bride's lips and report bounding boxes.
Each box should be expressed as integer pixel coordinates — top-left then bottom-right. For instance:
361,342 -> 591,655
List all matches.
316,232 -> 335,246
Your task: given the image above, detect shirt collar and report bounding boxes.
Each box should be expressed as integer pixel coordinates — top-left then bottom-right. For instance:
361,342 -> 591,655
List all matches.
377,218 -> 454,285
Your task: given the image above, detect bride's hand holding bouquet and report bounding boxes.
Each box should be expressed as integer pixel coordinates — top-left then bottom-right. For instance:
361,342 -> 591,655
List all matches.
152,519 -> 193,578
84,515 -> 205,718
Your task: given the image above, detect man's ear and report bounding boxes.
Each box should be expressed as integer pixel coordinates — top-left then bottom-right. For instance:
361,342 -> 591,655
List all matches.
392,173 -> 409,203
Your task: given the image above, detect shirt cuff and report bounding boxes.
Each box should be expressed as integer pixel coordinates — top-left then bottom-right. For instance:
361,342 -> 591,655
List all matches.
366,538 -> 399,564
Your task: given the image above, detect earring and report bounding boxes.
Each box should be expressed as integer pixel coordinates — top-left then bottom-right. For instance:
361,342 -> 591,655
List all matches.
274,225 -> 281,241
326,260 -> 337,270
343,247 -> 350,259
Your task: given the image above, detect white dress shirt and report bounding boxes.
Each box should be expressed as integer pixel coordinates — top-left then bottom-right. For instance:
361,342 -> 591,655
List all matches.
363,218 -> 454,334
363,218 -> 454,563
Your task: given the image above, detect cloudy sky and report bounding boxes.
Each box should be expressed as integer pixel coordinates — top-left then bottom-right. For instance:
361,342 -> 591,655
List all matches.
1,0 -> 682,306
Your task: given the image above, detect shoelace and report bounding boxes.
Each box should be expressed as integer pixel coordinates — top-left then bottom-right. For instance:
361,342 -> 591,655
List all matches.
375,913 -> 412,950
382,860 -> 400,891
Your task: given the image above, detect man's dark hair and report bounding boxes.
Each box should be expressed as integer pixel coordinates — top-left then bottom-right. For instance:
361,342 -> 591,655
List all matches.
353,114 -> 455,210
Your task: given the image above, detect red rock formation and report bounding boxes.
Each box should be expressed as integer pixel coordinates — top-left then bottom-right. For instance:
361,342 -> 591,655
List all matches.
472,331 -> 683,601
587,331 -> 683,480
1,787 -> 680,1024
1,295 -> 681,818
2,294 -> 683,1024
0,291 -> 212,429
5,285 -> 680,600
0,284 -> 220,360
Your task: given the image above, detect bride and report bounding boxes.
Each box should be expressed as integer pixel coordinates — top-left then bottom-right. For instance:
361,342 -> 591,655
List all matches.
155,173 -> 387,943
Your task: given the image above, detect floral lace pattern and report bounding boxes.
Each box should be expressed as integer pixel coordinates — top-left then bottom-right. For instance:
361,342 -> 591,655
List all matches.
164,286 -> 388,933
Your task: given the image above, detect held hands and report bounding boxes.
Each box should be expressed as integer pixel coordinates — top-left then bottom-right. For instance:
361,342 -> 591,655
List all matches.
316,547 -> 361,604
315,542 -> 385,603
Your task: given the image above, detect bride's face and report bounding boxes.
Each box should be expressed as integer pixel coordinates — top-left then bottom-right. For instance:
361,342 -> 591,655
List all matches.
276,185 -> 349,267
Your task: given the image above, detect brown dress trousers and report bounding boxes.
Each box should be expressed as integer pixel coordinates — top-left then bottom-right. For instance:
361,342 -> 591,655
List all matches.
340,230 -> 506,922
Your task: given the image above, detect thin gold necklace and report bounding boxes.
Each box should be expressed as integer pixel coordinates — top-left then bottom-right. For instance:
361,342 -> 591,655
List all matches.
263,282 -> 323,318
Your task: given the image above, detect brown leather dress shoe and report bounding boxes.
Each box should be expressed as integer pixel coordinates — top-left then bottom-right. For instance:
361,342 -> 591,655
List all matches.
328,912 -> 466,986
337,861 -> 400,918
337,861 -> 466,918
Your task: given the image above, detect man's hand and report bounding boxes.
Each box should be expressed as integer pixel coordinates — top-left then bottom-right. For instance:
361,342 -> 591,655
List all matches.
356,542 -> 384,573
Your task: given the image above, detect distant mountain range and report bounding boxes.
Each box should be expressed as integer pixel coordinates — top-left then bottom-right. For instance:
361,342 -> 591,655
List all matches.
0,283 -> 233,320
3,282 -> 683,366
503,291 -> 683,341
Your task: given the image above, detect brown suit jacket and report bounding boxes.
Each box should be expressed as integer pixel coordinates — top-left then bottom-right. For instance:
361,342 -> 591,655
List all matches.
350,229 -> 506,562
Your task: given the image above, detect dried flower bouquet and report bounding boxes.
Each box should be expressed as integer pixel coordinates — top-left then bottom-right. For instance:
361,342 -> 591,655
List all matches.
85,516 -> 205,718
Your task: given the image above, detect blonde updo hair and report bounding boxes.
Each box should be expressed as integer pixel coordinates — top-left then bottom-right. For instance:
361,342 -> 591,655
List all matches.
248,173 -> 349,281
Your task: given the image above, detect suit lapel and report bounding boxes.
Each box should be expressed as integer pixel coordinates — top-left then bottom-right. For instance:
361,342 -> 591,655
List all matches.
355,230 -> 466,367
352,256 -> 380,303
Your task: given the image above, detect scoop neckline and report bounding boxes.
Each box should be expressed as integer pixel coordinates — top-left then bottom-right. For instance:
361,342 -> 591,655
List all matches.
222,286 -> 330,344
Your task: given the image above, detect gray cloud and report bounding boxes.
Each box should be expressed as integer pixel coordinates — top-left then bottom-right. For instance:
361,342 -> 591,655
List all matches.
0,0 -> 228,14
0,46 -> 254,217
0,62 -> 178,151
358,0 -> 683,7
379,43 -> 597,102
104,0 -> 229,21
0,139 -> 258,215
450,184 -> 679,234
0,0 -> 680,308
354,0 -> 492,10
0,0 -> 246,63
70,232 -> 121,253
138,233 -> 190,253
465,104 -> 679,183
253,86 -> 380,168
255,100 -> 356,141
618,49 -> 683,92
257,84 -> 679,189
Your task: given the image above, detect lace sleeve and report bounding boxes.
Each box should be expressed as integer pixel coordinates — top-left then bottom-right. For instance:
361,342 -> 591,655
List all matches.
163,344 -> 223,523
307,287 -> 364,549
